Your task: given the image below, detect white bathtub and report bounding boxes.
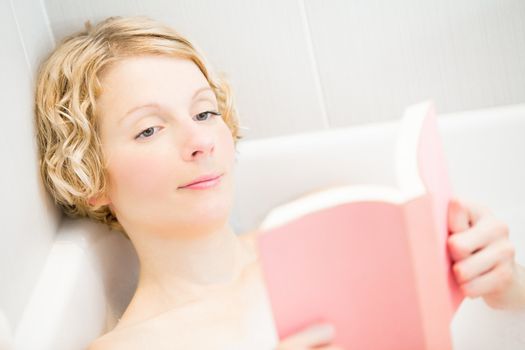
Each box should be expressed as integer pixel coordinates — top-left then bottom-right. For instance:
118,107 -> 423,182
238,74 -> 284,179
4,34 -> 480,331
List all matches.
10,103 -> 525,350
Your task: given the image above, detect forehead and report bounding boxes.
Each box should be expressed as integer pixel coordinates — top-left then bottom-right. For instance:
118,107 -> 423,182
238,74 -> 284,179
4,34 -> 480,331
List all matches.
96,55 -> 212,118
100,55 -> 207,95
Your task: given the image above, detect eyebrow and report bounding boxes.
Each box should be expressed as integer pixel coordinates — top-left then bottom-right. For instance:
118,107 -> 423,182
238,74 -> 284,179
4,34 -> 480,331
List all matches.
118,86 -> 215,125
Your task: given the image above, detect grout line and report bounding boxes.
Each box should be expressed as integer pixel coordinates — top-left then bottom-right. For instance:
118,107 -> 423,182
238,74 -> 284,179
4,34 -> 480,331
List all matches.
9,0 -> 33,79
39,0 -> 56,47
298,0 -> 330,129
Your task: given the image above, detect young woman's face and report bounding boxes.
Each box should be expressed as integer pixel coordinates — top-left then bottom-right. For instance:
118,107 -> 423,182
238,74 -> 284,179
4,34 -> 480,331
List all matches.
93,55 -> 236,238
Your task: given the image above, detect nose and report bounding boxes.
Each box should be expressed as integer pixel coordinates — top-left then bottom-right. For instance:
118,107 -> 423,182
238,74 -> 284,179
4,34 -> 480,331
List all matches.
179,119 -> 215,161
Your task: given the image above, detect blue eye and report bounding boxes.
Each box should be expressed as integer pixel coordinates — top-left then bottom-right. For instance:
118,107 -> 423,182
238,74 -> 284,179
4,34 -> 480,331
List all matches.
135,126 -> 161,140
134,111 -> 221,140
194,110 -> 221,122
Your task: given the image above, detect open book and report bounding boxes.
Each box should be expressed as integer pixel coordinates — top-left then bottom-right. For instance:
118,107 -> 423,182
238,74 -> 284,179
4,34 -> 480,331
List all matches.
254,100 -> 464,349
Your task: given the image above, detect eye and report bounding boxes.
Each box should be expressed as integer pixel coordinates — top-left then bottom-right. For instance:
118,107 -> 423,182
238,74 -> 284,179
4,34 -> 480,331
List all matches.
194,110 -> 221,122
135,126 -> 162,140
134,111 -> 221,140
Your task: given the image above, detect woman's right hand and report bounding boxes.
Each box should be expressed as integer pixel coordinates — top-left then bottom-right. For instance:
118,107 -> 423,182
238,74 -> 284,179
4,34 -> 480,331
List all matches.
275,322 -> 344,350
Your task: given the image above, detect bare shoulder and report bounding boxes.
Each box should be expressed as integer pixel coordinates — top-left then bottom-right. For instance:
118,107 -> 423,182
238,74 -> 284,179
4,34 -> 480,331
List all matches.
85,335 -> 123,350
84,328 -> 141,350
85,337 -> 113,350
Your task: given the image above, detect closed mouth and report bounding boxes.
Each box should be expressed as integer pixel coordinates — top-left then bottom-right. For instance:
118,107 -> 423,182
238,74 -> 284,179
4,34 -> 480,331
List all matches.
179,173 -> 223,188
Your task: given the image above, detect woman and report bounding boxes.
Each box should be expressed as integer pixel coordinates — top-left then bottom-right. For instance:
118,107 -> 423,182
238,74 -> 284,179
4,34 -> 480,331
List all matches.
34,15 -> 525,349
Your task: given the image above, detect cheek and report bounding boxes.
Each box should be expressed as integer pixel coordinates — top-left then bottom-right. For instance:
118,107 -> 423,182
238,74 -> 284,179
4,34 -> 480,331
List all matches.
109,152 -> 173,197
220,126 -> 236,164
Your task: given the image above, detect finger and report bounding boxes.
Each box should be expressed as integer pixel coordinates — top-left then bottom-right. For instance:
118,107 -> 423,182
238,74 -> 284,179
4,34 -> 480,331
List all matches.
279,323 -> 335,349
452,238 -> 516,284
448,198 -> 471,234
448,198 -> 493,234
448,216 -> 510,261
460,259 -> 515,298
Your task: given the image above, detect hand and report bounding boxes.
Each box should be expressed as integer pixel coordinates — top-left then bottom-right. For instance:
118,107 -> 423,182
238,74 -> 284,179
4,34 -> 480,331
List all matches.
447,197 -> 525,310
275,322 -> 344,350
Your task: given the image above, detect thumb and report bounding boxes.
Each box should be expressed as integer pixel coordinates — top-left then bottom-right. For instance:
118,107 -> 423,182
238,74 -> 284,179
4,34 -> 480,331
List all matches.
448,198 -> 470,234
278,323 -> 335,349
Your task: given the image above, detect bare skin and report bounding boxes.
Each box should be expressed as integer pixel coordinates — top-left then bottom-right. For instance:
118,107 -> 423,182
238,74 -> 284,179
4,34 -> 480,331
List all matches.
88,231 -> 281,349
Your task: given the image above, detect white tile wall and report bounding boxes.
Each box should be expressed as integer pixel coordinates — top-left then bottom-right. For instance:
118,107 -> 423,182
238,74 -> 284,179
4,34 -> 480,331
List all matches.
305,0 -> 525,125
0,0 -> 59,331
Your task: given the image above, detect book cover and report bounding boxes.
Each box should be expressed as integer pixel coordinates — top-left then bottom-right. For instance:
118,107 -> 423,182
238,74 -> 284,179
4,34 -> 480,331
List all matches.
254,100 -> 464,349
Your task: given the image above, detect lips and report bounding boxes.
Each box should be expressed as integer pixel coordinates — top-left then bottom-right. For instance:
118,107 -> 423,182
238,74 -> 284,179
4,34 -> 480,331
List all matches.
179,173 -> 223,188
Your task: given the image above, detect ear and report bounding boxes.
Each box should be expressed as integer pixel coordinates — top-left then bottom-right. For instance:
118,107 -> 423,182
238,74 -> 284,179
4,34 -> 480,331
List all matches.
88,193 -> 111,207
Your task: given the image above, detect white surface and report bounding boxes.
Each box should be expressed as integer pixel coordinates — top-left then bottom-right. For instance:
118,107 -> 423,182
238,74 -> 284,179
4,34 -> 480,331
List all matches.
0,0 -> 59,331
0,309 -> 13,350
259,184 -> 414,231
14,219 -> 139,350
305,0 -> 525,125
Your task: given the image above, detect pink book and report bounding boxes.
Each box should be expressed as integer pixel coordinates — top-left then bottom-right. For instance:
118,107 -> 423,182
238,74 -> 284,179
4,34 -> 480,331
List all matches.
255,100 -> 464,349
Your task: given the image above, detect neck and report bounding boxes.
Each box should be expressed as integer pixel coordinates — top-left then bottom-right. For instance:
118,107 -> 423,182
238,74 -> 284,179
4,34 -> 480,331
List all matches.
127,221 -> 255,314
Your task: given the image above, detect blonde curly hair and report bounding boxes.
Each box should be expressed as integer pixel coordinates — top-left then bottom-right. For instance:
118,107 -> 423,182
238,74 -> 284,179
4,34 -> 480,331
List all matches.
35,16 -> 243,239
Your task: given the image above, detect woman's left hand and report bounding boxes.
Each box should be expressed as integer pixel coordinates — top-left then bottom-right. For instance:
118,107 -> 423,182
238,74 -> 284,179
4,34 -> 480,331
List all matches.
447,197 -> 525,310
